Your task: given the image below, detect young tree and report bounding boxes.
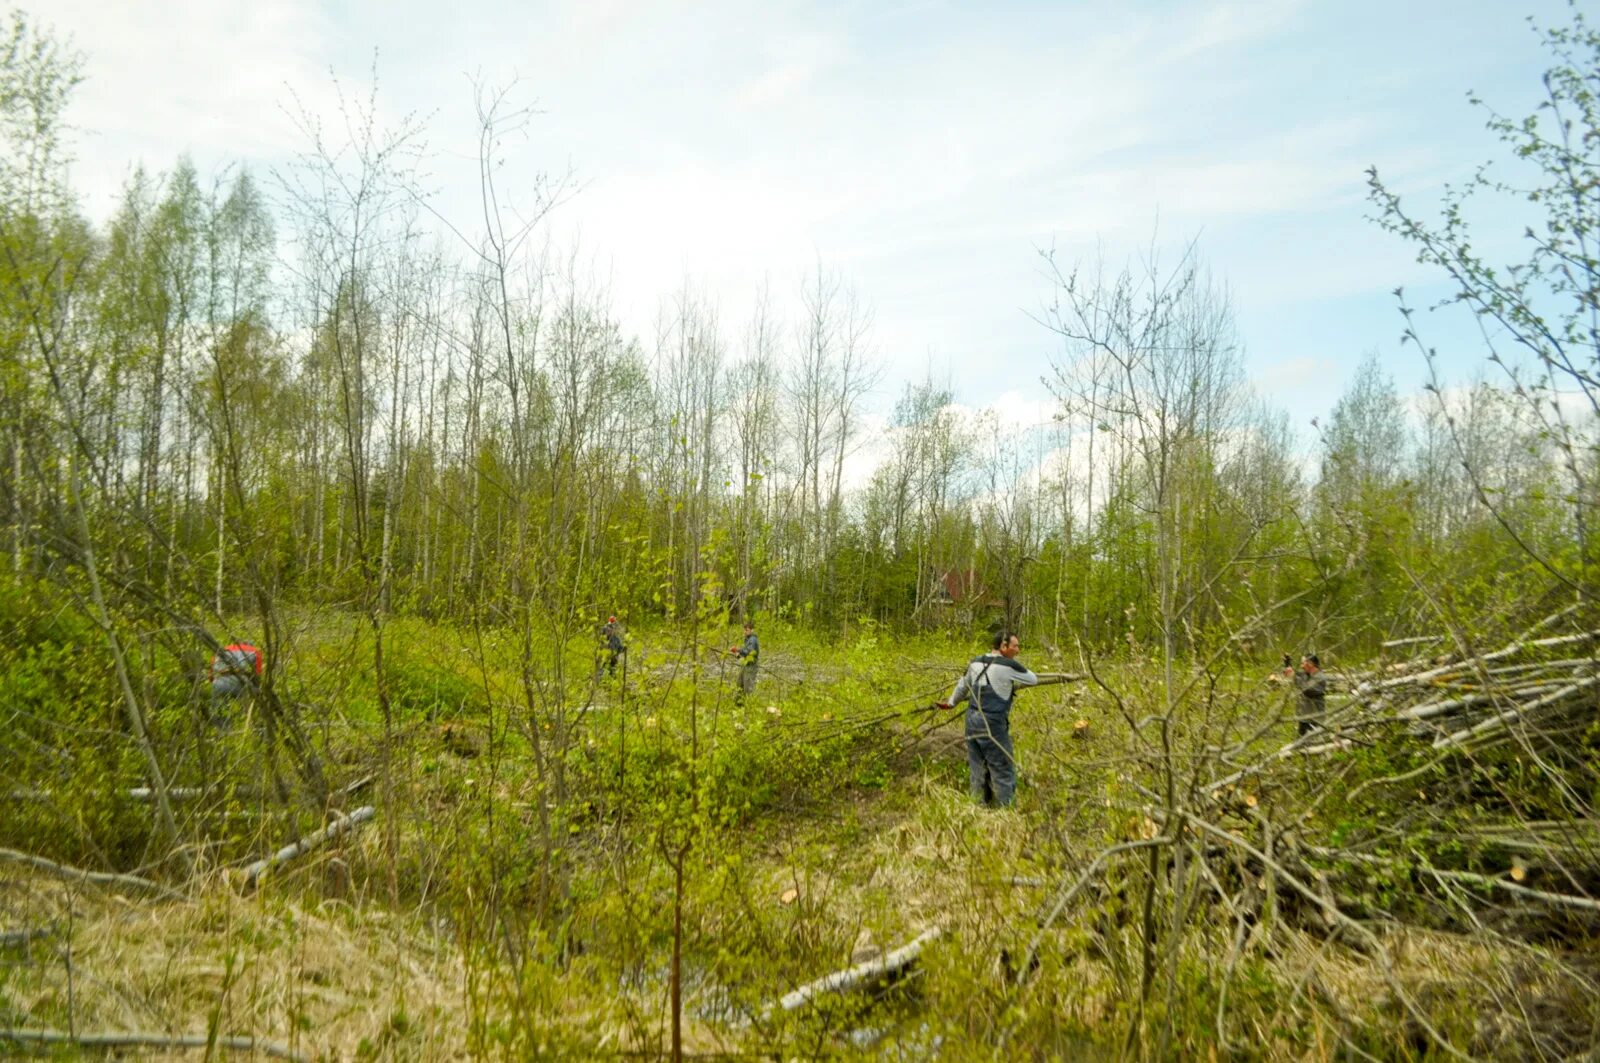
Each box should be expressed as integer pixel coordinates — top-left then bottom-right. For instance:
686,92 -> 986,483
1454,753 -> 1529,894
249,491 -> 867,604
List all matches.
1042,241 -> 1248,655
0,10 -> 82,576
726,285 -> 782,615
0,9 -> 79,219
1369,7 -> 1600,599
784,264 -> 877,625
1313,354 -> 1415,646
1041,239 -> 1298,1052
654,282 -> 723,616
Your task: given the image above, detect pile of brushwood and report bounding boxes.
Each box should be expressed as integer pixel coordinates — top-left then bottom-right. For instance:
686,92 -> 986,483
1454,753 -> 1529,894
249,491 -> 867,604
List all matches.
1055,603 -> 1600,1057
1310,610 -> 1600,934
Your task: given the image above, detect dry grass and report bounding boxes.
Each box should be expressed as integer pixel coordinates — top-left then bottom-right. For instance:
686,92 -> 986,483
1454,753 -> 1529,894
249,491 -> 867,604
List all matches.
7,764 -> 1595,1060
3,845 -> 470,1060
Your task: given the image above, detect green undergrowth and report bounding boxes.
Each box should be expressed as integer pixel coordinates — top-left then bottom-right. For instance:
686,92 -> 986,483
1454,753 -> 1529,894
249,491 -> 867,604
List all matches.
5,603 -> 1598,1057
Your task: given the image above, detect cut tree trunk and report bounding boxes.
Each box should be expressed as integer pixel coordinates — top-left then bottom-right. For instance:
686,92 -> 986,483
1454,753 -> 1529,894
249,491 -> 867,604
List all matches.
0,847 -> 182,900
0,1026 -> 306,1062
762,927 -> 943,1017
242,806 -> 376,889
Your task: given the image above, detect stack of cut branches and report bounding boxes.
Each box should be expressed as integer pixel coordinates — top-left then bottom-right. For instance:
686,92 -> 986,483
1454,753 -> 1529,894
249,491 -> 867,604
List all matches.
1334,625 -> 1599,752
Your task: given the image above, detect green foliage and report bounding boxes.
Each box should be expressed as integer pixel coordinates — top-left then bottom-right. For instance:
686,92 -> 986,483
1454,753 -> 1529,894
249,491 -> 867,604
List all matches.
2,6 -> 1598,1056
383,645 -> 489,721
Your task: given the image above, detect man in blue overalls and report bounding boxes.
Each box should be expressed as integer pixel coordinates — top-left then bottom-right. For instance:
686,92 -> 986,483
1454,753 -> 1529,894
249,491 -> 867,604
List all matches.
939,631 -> 1040,807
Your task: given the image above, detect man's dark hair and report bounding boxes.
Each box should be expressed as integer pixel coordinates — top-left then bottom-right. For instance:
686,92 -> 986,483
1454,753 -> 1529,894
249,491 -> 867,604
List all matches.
743,620 -> 754,630
1306,653 -> 1320,667
991,630 -> 1017,650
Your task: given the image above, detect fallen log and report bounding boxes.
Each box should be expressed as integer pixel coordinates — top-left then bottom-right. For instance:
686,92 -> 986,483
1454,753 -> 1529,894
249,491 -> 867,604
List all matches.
127,786 -> 209,802
1460,819 -> 1600,838
1473,658 -> 1595,679
129,778 -> 365,805
1399,685 -> 1567,722
1356,630 -> 1599,695
0,927 -> 52,948
4,790 -> 51,802
0,1026 -> 306,1062
242,806 -> 376,889
773,927 -> 943,1014
1294,736 -> 1356,756
0,847 -> 182,900
336,773 -> 376,800
1426,869 -> 1600,914
1432,674 -> 1600,750
1381,635 -> 1444,649
9,785 -> 260,802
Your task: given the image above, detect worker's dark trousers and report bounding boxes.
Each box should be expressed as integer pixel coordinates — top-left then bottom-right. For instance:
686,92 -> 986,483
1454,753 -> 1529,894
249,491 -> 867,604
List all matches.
737,664 -> 758,702
1297,696 -> 1324,736
210,677 -> 249,731
965,707 -> 1016,807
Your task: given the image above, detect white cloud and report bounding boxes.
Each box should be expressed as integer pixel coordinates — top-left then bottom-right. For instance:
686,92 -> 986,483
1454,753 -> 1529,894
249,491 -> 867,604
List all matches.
1253,354 -> 1343,396
947,390 -> 1060,433
730,29 -> 843,112
732,60 -> 817,111
50,0 -> 338,215
1163,0 -> 1308,62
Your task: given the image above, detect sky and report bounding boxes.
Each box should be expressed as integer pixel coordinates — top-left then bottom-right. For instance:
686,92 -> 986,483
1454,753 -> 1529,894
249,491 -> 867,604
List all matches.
35,0 -> 1587,472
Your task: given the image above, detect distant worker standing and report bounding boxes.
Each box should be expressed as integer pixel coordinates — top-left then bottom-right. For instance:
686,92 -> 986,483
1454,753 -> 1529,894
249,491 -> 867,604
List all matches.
1293,653 -> 1327,736
939,631 -> 1040,808
601,615 -> 627,678
210,639 -> 262,718
728,621 -> 759,704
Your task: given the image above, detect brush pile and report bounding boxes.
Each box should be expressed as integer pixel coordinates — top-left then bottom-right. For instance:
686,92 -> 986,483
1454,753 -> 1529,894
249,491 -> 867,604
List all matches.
1386,639 -> 1597,752
1204,612 -> 1600,929
1311,613 -> 1599,755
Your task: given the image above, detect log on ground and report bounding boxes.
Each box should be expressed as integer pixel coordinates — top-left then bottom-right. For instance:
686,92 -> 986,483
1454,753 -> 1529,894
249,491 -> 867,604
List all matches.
242,806 -> 376,889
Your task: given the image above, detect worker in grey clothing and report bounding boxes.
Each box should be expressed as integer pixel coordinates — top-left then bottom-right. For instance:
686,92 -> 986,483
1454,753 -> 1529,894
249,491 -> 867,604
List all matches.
939,631 -> 1040,807
1294,653 -> 1327,736
729,621 -> 759,704
601,615 -> 626,678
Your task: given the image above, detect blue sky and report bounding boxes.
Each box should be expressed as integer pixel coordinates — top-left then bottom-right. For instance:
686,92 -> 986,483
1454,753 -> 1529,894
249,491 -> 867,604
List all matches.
41,0 -> 1585,451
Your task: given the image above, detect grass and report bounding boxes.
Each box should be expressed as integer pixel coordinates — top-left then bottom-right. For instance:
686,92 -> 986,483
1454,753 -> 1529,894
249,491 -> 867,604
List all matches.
4,610 -> 1598,1058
